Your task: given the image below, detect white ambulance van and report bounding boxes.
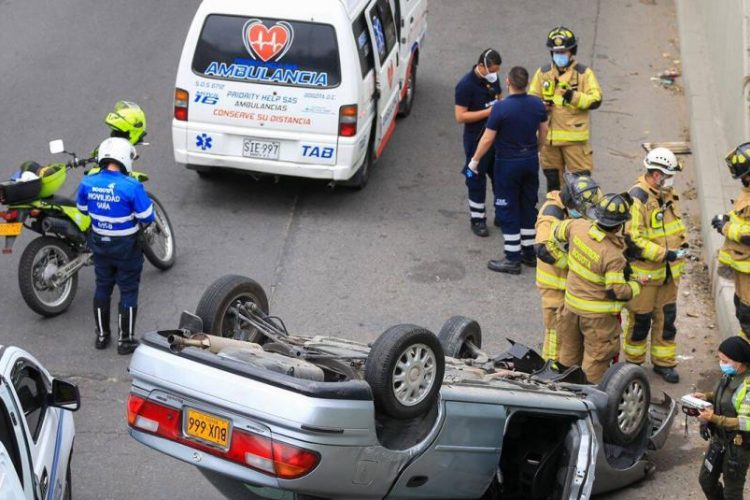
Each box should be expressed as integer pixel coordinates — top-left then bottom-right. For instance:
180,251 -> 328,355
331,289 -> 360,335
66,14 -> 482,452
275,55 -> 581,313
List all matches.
172,0 -> 428,189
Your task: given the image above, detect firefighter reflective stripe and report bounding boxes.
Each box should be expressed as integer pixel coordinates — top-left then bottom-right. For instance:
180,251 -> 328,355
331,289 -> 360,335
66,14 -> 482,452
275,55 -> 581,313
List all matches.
671,260 -> 685,278
651,344 -> 676,360
605,271 -> 626,286
624,340 -> 648,357
543,329 -> 558,360
552,219 -> 573,241
573,90 -> 600,110
565,291 -> 624,314
734,379 -> 750,431
536,268 -> 567,289
662,219 -> 686,237
631,263 -> 666,282
568,257 -> 605,285
630,202 -> 664,262
720,249 -> 750,273
549,129 -> 589,142
628,281 -> 641,298
726,211 -> 750,242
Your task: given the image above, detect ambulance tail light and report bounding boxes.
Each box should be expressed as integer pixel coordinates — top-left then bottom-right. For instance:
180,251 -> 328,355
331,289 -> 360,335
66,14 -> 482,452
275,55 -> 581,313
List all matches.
338,105 -> 358,137
174,88 -> 189,121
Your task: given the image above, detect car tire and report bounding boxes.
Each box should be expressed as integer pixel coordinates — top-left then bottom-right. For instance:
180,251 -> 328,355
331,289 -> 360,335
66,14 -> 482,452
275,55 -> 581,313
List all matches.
437,315 -> 482,358
398,56 -> 417,117
195,275 -> 269,342
365,324 -> 444,419
343,145 -> 371,190
598,362 -> 651,446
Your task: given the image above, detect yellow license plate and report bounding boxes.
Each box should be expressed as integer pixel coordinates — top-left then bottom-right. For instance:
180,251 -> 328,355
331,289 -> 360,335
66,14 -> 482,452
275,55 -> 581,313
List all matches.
0,223 -> 22,236
184,408 -> 231,448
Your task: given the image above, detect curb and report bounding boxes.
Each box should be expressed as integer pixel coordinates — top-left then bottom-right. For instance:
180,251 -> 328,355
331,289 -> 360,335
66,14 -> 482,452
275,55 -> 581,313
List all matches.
677,1 -> 741,338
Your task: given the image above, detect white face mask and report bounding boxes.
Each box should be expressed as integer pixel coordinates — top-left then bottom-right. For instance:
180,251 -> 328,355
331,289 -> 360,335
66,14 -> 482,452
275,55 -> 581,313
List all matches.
484,71 -> 498,83
661,176 -> 675,188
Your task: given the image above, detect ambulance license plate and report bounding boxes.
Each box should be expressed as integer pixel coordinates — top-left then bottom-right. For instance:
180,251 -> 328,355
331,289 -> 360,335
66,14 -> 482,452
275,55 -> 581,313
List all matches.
242,138 -> 280,160
184,407 -> 231,449
0,223 -> 22,236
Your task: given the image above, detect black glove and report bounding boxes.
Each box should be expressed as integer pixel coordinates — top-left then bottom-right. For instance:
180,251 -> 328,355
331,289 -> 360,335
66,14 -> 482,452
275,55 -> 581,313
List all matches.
562,88 -> 574,103
623,263 -> 633,281
535,243 -> 556,265
665,250 -> 678,262
711,214 -> 728,234
741,235 -> 750,246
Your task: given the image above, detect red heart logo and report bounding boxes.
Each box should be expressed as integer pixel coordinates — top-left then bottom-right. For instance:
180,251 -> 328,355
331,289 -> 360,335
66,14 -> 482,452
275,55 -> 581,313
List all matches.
387,63 -> 394,88
245,21 -> 292,62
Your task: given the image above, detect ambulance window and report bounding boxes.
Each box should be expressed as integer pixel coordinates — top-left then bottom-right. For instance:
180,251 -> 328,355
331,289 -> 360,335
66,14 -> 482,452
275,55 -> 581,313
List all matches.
192,15 -> 341,88
369,0 -> 397,64
353,14 -> 374,77
12,364 -> 47,442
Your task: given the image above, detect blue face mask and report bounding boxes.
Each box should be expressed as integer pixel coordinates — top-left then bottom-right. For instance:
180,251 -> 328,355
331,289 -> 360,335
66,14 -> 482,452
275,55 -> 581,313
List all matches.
568,208 -> 582,219
720,362 -> 738,376
552,53 -> 570,68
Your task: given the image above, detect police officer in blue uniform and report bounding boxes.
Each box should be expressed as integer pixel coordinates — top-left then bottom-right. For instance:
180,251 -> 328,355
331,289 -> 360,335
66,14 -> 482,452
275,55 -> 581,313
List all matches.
455,48 -> 502,237
76,137 -> 154,354
469,66 -> 549,274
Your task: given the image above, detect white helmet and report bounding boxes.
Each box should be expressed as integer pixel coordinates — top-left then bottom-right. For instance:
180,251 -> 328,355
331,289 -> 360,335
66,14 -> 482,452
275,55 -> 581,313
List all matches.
97,137 -> 137,173
643,147 -> 681,175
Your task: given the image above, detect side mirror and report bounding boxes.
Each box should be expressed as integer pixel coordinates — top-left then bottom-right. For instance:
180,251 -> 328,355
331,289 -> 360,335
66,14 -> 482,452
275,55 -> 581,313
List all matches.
49,379 -> 80,412
49,140 -> 65,155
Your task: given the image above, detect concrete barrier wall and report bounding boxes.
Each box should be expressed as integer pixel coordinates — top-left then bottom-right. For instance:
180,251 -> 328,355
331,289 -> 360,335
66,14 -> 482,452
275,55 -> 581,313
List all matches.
684,0 -> 748,144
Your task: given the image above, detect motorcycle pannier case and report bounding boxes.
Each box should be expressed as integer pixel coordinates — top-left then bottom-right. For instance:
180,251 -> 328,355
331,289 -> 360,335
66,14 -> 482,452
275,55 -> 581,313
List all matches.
0,179 -> 41,204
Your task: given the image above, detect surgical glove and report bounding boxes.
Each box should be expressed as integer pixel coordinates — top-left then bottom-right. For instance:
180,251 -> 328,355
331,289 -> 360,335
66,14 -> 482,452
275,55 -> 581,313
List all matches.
711,214 -> 728,234
468,159 -> 479,173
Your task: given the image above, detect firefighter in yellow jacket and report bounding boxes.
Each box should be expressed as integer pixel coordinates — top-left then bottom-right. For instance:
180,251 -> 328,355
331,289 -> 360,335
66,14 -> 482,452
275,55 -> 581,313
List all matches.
713,142 -> 750,343
623,148 -> 687,383
529,27 -> 602,193
548,193 -> 642,383
535,173 -> 601,361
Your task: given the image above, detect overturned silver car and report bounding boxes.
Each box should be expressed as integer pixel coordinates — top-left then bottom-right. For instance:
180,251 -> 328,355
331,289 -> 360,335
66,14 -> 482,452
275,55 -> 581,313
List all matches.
127,275 -> 676,499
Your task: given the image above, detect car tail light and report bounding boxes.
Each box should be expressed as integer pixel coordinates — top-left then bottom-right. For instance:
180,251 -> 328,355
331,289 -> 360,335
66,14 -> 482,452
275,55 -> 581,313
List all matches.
338,104 -> 358,137
174,88 -> 189,121
126,393 -> 319,479
0,210 -> 18,222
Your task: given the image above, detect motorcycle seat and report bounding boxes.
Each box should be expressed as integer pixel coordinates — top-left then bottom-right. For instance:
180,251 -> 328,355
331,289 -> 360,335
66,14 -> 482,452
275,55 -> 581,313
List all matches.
45,195 -> 77,207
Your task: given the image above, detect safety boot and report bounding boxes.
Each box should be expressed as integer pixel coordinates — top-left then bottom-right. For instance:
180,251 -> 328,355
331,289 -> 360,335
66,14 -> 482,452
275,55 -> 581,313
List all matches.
117,306 -> 139,355
521,253 -> 537,267
487,259 -> 521,275
653,365 -> 679,384
471,220 -> 489,237
94,300 -> 111,350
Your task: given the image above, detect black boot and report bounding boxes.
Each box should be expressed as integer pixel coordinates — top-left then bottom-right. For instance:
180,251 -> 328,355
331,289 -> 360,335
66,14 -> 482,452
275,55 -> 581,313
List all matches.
470,220 -> 489,237
521,252 -> 537,267
117,306 -> 139,355
653,365 -> 680,383
487,259 -> 522,274
94,300 -> 111,350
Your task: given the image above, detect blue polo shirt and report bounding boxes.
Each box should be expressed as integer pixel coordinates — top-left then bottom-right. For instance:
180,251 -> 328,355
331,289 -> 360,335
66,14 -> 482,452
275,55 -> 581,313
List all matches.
454,68 -> 502,138
486,93 -> 548,159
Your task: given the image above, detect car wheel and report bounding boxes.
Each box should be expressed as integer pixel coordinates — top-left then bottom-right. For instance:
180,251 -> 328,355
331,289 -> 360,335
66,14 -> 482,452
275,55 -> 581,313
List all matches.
398,56 -> 417,117
195,275 -> 270,343
598,362 -> 651,446
437,315 -> 482,358
343,145 -> 371,190
365,324 -> 444,419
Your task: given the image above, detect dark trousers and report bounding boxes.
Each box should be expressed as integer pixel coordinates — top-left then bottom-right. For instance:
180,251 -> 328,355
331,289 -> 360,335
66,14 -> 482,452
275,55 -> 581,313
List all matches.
699,439 -> 750,500
463,133 -> 496,223
493,155 -> 539,261
89,233 -> 144,310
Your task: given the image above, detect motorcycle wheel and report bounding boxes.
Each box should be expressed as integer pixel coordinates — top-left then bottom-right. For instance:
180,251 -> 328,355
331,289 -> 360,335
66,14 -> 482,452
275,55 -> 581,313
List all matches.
18,236 -> 78,317
142,193 -> 176,270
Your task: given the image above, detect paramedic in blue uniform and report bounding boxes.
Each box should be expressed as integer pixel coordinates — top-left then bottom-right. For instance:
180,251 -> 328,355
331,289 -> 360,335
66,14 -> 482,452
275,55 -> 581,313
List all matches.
76,137 -> 154,354
454,48 -> 503,237
469,66 -> 549,274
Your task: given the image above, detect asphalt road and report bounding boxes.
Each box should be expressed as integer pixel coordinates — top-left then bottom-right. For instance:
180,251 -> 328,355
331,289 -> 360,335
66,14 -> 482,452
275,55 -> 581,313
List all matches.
0,0 -> 694,498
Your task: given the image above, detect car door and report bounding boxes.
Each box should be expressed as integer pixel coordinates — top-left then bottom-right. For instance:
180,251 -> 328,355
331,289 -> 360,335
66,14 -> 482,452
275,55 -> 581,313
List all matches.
9,360 -> 59,500
364,0 -> 400,157
0,376 -> 35,499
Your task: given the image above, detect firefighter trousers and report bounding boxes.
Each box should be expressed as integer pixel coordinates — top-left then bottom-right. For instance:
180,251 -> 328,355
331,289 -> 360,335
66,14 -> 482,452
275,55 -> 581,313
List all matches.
557,305 -> 621,384
623,278 -> 678,367
539,143 -> 593,192
539,288 -> 565,361
734,271 -> 750,341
